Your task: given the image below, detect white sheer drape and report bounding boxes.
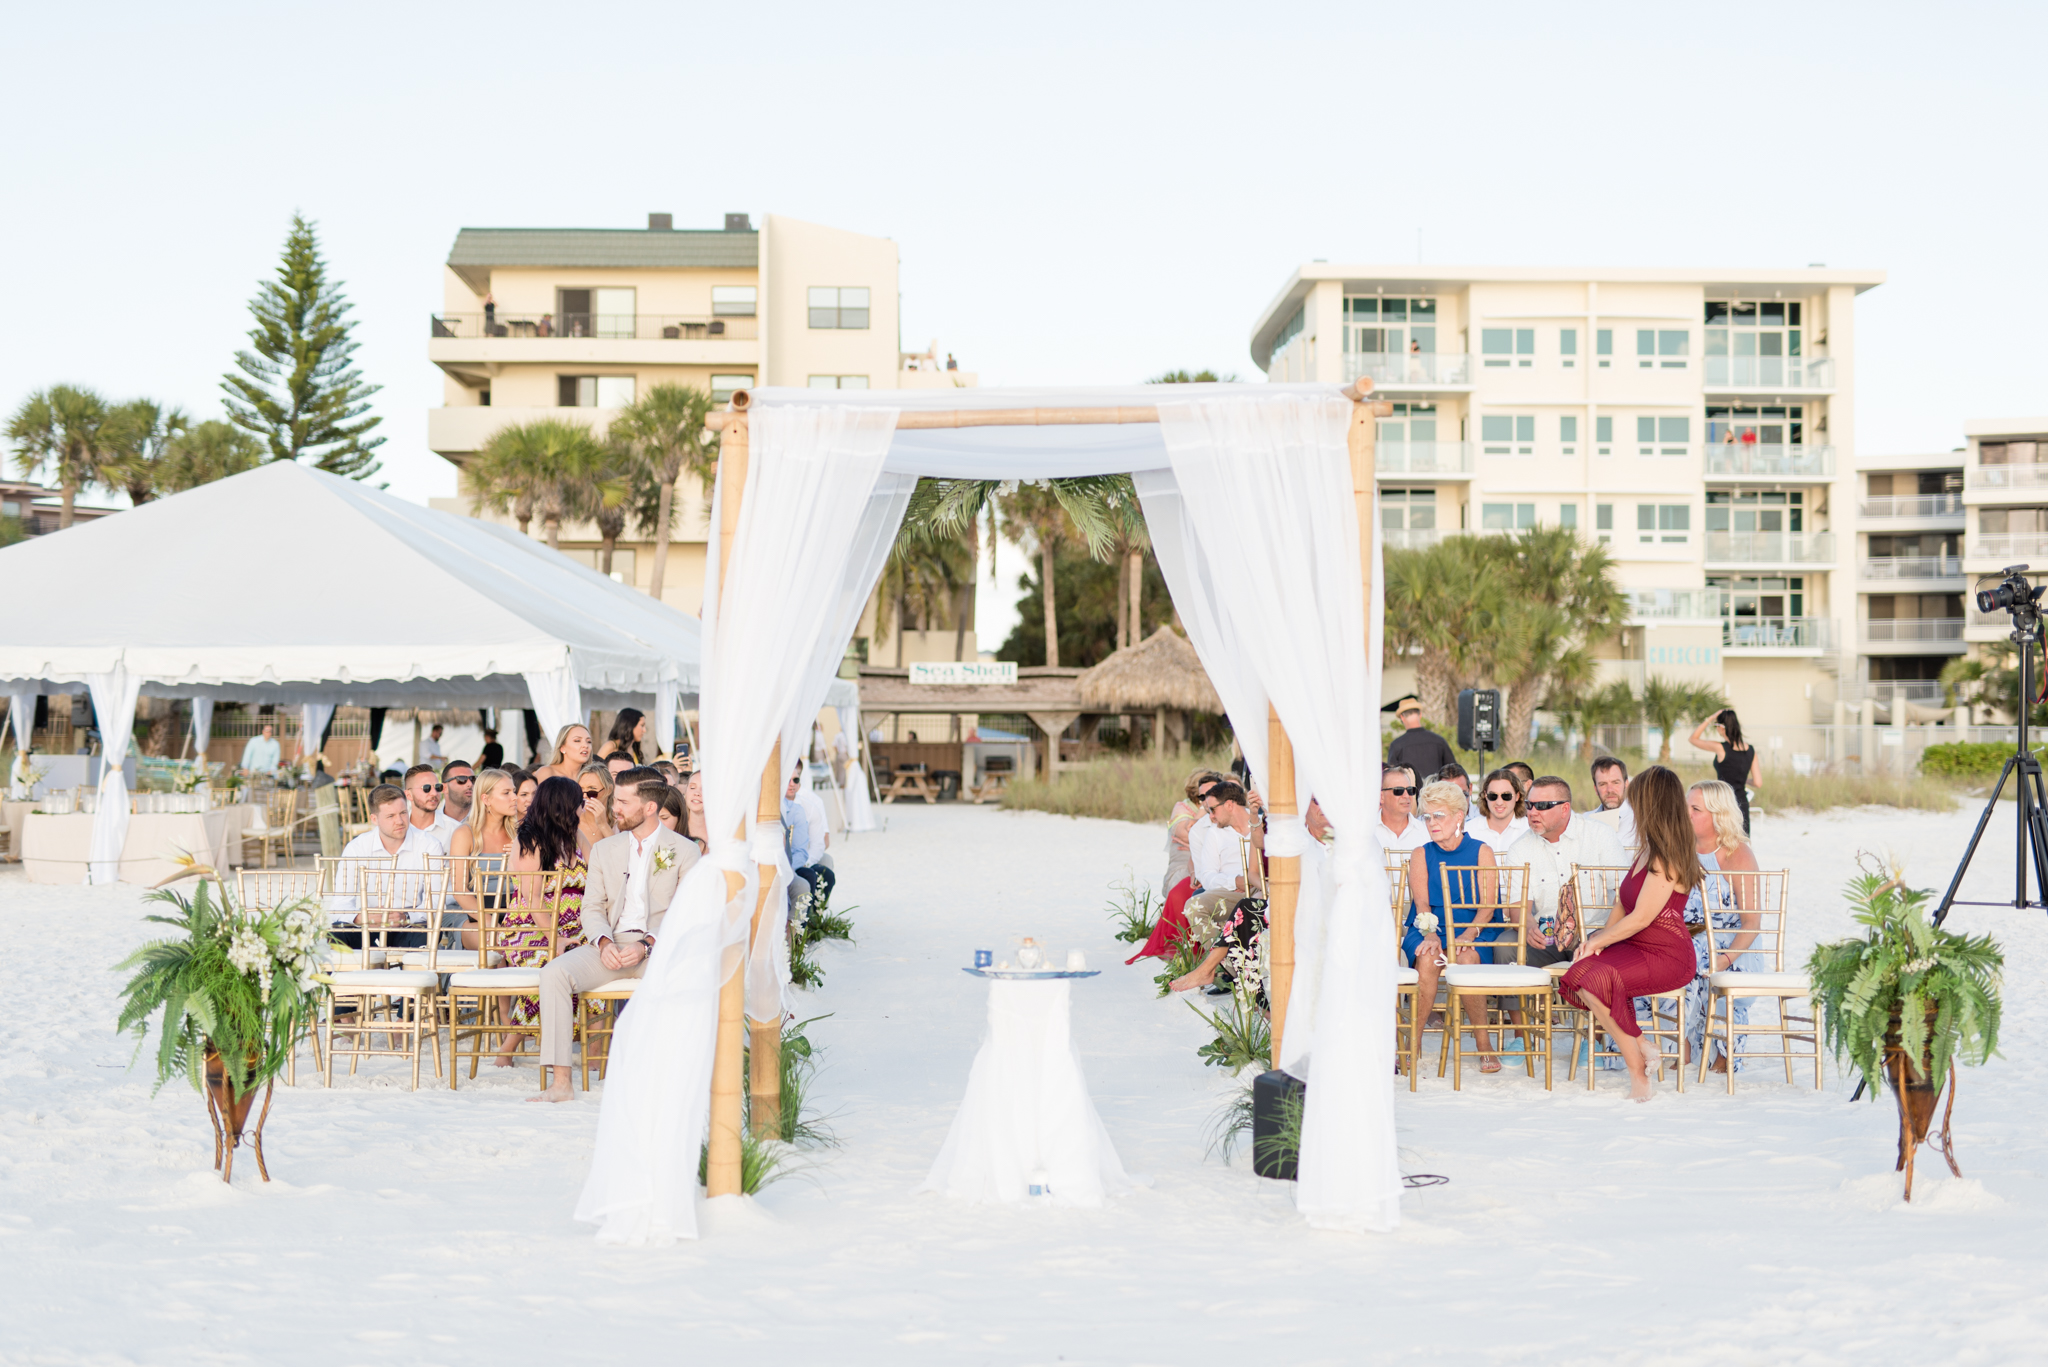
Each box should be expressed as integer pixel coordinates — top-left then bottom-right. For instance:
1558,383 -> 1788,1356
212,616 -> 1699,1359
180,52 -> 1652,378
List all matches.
1144,392 -> 1400,1234
654,687 -> 677,763
85,670 -> 142,886
190,697 -> 214,763
576,402 -> 903,1243
300,703 -> 334,770
522,667 -> 583,745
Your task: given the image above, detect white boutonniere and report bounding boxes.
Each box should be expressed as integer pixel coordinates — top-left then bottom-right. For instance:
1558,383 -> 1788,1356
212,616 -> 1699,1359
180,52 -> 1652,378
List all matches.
652,846 -> 677,874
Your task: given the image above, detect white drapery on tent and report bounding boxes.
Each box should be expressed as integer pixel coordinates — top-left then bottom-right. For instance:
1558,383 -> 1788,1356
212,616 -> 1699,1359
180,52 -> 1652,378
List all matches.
581,383 -> 1401,1240
0,461 -> 701,880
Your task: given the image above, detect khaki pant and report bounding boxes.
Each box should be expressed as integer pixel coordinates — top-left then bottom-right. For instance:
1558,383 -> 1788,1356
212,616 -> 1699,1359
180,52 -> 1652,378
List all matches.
1184,891 -> 1236,949
538,937 -> 649,1066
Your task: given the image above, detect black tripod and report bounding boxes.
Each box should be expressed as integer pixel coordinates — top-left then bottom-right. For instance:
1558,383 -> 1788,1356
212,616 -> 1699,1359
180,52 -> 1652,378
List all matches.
1931,619 -> 2048,929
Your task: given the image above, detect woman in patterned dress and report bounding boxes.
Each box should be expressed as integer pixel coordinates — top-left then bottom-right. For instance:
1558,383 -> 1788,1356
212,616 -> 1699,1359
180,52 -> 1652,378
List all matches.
1682,779 -> 1762,1072
492,776 -> 590,1067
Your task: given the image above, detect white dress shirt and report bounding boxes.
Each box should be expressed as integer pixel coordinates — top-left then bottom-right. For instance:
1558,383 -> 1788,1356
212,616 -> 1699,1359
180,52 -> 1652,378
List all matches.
616,828 -> 657,937
1465,814 -> 1529,856
1585,802 -> 1637,848
1506,812 -> 1629,926
332,824 -> 449,924
1190,816 -> 1246,892
794,787 -> 830,862
1374,814 -> 1429,854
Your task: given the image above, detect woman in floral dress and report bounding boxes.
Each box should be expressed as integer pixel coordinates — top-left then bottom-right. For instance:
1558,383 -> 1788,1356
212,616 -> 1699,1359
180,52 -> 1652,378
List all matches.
493,776 -> 591,1067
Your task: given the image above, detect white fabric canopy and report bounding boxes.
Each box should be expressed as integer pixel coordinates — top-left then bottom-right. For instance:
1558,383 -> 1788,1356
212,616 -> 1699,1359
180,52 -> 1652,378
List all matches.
189,697 -> 214,761
85,670 -> 142,884
7,693 -> 30,752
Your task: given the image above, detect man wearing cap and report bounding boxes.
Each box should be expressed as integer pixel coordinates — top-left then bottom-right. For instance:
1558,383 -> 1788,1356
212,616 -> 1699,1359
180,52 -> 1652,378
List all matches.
1386,696 -> 1456,781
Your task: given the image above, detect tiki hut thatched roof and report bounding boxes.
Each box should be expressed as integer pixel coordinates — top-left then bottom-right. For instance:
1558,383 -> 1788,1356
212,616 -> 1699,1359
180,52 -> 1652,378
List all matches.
1076,626 -> 1222,713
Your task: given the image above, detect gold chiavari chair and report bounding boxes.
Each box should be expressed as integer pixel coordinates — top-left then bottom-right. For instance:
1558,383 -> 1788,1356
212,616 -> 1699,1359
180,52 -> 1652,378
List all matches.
321,862 -> 450,1090
579,976 -> 639,1091
1384,857 -> 1425,1089
1561,865 -> 1627,1083
1434,863 -> 1545,1088
1695,870 -> 1817,1090
445,867 -> 567,1088
1560,863 -> 1687,1093
238,868 -> 325,1082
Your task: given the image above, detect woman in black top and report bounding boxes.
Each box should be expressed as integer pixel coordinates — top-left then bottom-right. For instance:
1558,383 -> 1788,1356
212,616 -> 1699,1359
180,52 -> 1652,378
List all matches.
1689,708 -> 1760,833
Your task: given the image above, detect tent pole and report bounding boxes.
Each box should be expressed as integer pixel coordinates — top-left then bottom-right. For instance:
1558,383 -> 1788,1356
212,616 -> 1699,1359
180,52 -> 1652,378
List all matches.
707,412 -> 751,1199
748,740 -> 783,1139
1266,705 -> 1299,1070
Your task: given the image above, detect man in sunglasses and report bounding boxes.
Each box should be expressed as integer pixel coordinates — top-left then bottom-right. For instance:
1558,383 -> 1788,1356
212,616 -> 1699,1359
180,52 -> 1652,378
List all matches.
1505,775 -> 1626,967
1376,765 -> 1428,852
441,759 -> 476,824
1171,780 -> 1260,994
402,763 -> 461,846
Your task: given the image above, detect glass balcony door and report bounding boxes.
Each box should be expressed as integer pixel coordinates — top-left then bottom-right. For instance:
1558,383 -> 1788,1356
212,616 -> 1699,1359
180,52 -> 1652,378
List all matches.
1705,300 -> 1805,387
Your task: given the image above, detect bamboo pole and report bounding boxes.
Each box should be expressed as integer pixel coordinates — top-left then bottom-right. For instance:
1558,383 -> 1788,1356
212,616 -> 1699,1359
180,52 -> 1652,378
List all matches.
706,412 -> 750,1199
748,740 -> 783,1138
1265,704 -> 1299,1071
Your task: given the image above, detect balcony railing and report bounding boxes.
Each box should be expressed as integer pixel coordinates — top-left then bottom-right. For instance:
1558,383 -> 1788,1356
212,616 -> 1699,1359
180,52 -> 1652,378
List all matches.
1343,352 -> 1472,386
1702,355 -> 1835,389
1969,532 -> 2048,562
430,313 -> 758,341
1966,463 -> 2048,492
1375,442 -> 1474,477
1860,554 -> 1963,580
1703,531 -> 1835,564
1703,443 -> 1835,478
1865,617 -> 1965,642
1724,616 -> 1830,650
1626,588 -> 1726,620
1839,679 -> 1947,706
1381,527 -> 1446,551
1859,493 -> 1964,519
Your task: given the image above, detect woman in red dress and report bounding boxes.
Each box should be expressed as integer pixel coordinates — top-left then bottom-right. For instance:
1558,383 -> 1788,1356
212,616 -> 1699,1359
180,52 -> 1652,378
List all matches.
1557,764 -> 1702,1102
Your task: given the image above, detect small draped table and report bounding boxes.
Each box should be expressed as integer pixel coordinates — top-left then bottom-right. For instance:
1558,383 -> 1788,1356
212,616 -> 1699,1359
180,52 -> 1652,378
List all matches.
921,970 -> 1132,1207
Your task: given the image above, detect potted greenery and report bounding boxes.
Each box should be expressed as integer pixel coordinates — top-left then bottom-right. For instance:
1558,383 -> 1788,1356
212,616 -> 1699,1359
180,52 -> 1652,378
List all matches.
1807,854 -> 2003,1201
115,881 -> 328,1183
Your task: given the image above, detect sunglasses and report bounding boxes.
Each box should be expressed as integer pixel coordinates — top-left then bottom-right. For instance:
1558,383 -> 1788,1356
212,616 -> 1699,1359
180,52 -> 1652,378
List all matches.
1526,799 -> 1569,811
447,775 -> 474,784
1485,790 -> 1517,802
1382,785 -> 1418,796
416,783 -> 442,793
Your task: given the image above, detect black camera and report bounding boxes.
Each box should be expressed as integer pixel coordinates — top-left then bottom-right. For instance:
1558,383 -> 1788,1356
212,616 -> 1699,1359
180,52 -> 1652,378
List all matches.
1977,564 -> 2045,625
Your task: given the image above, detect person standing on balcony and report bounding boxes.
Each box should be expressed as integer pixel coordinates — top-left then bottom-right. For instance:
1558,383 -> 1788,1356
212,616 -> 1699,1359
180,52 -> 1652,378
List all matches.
1386,696 -> 1455,783
1689,708 -> 1759,834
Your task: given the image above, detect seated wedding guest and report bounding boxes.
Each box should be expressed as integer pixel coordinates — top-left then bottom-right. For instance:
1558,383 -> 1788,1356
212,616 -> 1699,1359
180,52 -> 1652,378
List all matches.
494,777 -> 592,1071
532,771 -> 699,1102
1685,778 -> 1763,1074
511,769 -> 539,819
477,728 -> 505,771
1128,769 -> 1222,964
577,762 -> 616,853
1465,766 -> 1529,855
683,770 -> 709,854
1376,764 -> 1428,853
1169,781 -> 1261,993
1505,761 -> 1536,793
448,768 -> 520,924
534,724 -> 594,783
331,783 -> 446,949
604,750 -> 636,783
1584,756 -> 1636,845
1403,781 -> 1503,1070
1434,761 -> 1472,798
597,707 -> 648,765
402,763 -> 461,846
787,762 -> 834,911
653,759 -> 681,786
441,759 -> 476,825
1506,775 -> 1626,969
1557,765 -> 1702,1103
654,784 -> 686,833
239,723 -> 281,775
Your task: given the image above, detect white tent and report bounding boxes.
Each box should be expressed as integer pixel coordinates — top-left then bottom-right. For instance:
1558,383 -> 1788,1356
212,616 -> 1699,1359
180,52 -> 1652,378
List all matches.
0,460 -> 701,881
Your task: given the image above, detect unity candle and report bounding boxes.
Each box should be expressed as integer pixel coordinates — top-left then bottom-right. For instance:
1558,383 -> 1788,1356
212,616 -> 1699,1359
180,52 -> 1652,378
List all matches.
1015,938 -> 1043,970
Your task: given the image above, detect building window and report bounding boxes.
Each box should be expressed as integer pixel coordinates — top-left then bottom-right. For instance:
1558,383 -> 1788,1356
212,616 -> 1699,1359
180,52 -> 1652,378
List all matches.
709,374 -> 754,403
1271,304 -> 1305,361
1344,296 -> 1437,358
1636,415 -> 1691,456
1706,404 -> 1805,447
1636,329 -> 1689,368
1596,329 -> 1613,367
1706,489 -> 1804,534
1704,299 -> 1805,386
1596,415 -> 1613,455
1483,502 -> 1536,531
558,375 -> 636,407
1708,575 -> 1806,624
1978,506 -> 2048,534
711,286 -> 757,317
1560,415 -> 1578,454
1560,503 -> 1578,530
807,375 -> 871,389
1482,328 -> 1535,367
1561,328 -> 1577,367
1595,503 -> 1614,543
1480,414 -> 1535,455
556,287 -> 636,339
1376,401 -> 1438,447
1638,503 -> 1691,544
808,287 -> 871,329
1381,488 -> 1437,531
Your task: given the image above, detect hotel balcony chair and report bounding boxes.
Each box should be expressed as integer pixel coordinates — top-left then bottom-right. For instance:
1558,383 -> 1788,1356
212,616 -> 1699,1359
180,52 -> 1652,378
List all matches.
1695,869 -> 1818,1090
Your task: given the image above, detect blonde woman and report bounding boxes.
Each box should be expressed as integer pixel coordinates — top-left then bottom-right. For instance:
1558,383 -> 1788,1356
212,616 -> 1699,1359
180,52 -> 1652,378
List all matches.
1129,769 -> 1223,965
448,768 -> 520,915
1685,778 -> 1762,1073
1402,780 -> 1504,1072
576,761 -> 616,854
535,724 -> 594,783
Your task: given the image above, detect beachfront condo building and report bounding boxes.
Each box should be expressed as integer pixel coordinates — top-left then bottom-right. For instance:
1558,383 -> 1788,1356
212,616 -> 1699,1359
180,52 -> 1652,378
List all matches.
426,211 -> 974,616
1247,263 -> 1892,740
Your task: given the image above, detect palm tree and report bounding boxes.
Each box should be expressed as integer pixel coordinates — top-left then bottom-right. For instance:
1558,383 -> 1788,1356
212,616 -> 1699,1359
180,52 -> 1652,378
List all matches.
874,535 -> 972,665
468,418 -> 604,549
1641,674 -> 1728,762
105,400 -> 190,506
7,385 -> 119,527
1472,527 -> 1628,750
1550,677 -> 1640,763
1384,536 -> 1502,722
610,383 -> 715,600
157,421 -> 264,495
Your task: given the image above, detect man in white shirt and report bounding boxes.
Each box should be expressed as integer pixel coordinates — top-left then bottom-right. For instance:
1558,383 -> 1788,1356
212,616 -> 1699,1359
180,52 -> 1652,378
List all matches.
787,762 -> 835,913
1375,765 -> 1429,853
533,770 -> 699,1102
331,784 -> 449,949
239,723 -> 281,775
1505,774 -> 1627,967
402,763 -> 462,847
1583,756 -> 1636,847
1171,779 -> 1261,993
421,724 -> 445,763
440,759 -> 475,825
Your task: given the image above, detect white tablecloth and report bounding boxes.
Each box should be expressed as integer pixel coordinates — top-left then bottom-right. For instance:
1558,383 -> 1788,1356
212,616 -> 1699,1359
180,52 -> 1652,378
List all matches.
2,800 -> 33,860
21,805 -> 256,886
921,979 -> 1131,1207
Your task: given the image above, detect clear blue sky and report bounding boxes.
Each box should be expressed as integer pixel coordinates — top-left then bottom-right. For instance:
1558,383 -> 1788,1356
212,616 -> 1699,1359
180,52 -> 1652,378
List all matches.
6,0 -> 2044,641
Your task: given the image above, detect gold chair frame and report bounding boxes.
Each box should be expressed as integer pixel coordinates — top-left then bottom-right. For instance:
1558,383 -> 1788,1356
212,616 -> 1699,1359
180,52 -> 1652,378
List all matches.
1560,864 -> 1686,1093
321,862 -> 450,1090
1694,869 -> 1820,1090
444,868 -> 568,1089
1433,863 -> 1548,1088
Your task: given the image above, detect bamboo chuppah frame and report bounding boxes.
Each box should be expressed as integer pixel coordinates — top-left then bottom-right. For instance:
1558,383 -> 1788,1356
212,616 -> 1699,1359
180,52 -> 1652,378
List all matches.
699,383 -> 1391,1197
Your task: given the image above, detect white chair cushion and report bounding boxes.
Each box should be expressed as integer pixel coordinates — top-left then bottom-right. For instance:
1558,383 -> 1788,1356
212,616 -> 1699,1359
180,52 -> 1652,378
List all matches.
1444,964 -> 1552,989
1392,966 -> 1419,986
586,978 -> 639,995
1709,969 -> 1809,991
399,949 -> 504,970
327,969 -> 439,989
447,968 -> 543,989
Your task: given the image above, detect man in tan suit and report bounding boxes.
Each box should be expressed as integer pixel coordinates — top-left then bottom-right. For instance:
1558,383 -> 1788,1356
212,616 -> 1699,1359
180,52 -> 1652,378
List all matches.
533,768 -> 699,1102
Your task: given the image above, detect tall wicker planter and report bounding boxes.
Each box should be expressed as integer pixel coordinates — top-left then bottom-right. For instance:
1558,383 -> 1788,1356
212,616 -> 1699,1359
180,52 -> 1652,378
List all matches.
1884,1005 -> 1958,1202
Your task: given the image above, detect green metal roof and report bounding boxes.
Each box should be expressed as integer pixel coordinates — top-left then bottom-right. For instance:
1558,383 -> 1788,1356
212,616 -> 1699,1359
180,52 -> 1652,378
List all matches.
446,228 -> 758,291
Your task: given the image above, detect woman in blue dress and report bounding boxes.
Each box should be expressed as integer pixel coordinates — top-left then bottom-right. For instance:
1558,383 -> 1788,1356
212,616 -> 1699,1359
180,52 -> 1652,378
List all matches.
1403,780 -> 1504,1071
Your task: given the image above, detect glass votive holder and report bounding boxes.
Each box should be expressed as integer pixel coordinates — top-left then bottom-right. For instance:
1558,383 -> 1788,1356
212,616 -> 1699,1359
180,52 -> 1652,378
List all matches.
1067,949 -> 1087,970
